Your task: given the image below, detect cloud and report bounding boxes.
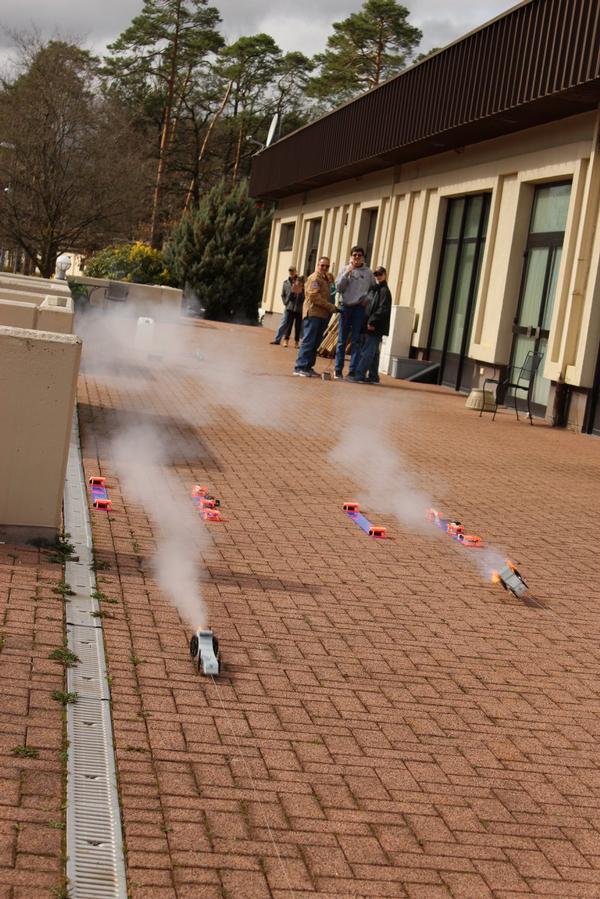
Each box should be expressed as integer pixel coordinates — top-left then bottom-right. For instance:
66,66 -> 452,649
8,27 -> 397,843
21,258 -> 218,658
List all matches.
0,0 -> 518,61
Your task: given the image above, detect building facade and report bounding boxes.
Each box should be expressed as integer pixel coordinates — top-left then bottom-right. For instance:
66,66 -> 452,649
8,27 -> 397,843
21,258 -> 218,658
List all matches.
250,0 -> 600,432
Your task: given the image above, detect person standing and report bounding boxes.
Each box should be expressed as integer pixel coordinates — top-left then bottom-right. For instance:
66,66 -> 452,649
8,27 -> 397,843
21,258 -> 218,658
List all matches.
270,267 -> 297,345
293,257 -> 340,377
280,276 -> 304,347
334,246 -> 375,379
347,266 -> 392,383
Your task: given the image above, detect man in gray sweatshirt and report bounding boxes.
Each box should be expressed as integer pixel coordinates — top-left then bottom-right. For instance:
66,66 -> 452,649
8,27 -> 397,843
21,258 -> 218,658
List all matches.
334,246 -> 376,379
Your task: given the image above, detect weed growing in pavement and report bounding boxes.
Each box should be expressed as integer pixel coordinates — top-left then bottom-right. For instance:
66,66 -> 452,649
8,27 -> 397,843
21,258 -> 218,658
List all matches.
47,533 -> 78,564
49,647 -> 80,668
91,557 -> 111,572
52,581 -> 76,597
160,825 -> 173,833
132,540 -> 141,554
7,553 -> 18,561
0,634 -> 4,652
52,691 -> 79,705
50,882 -> 71,899
92,588 -> 117,604
47,820 -> 66,830
12,745 -> 39,758
125,746 -> 148,753
130,655 -> 145,666
91,610 -> 112,619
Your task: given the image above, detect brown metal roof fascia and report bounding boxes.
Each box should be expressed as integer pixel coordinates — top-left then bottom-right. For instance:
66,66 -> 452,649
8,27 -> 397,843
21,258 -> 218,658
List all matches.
250,0 -> 600,200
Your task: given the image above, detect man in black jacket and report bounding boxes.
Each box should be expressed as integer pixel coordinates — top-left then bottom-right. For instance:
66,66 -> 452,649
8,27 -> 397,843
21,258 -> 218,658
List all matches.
346,266 -> 392,383
270,267 -> 297,345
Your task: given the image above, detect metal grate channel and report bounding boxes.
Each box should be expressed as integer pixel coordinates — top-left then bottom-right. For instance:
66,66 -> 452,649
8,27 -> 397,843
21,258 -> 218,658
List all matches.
63,413 -> 127,899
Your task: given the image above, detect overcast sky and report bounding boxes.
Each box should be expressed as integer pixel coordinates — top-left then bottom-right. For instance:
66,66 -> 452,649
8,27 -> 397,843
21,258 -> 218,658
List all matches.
0,0 -> 518,68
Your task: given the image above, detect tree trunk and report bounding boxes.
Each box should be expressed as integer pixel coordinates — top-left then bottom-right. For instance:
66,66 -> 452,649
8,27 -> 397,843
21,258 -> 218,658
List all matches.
149,0 -> 183,248
231,122 -> 244,185
184,80 -> 233,213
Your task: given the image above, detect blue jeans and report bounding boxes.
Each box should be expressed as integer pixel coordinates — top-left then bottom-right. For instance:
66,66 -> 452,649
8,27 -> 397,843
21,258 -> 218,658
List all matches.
356,332 -> 381,380
295,316 -> 328,371
274,309 -> 293,343
335,305 -> 366,375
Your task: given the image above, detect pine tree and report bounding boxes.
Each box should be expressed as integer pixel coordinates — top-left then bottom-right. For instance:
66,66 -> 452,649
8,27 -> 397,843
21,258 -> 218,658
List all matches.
103,0 -> 224,247
307,0 -> 422,109
165,180 -> 272,322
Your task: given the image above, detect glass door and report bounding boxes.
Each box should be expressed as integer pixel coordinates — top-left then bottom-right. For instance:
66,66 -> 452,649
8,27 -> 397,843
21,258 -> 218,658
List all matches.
510,182 -> 571,414
427,194 -> 490,392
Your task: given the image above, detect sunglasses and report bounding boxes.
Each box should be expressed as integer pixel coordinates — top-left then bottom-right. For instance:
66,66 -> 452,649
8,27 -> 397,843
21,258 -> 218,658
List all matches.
318,263 -> 330,268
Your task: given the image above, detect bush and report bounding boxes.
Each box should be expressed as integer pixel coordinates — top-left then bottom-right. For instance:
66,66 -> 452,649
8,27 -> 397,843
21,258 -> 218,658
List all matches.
83,241 -> 171,285
164,180 -> 272,322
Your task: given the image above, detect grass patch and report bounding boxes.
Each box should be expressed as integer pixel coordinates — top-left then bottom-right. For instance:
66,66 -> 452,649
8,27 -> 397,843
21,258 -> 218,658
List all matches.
52,691 -> 79,706
47,533 -> 78,564
51,581 -> 76,597
12,745 -> 39,759
48,647 -> 80,668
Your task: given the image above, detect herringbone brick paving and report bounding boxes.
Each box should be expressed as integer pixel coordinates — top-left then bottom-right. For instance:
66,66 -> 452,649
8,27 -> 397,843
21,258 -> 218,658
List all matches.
0,545 -> 69,897
77,319 -> 600,898
3,314 -> 600,898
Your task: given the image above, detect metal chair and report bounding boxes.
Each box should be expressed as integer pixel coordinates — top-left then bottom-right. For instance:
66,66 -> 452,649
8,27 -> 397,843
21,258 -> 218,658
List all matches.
480,351 -> 543,424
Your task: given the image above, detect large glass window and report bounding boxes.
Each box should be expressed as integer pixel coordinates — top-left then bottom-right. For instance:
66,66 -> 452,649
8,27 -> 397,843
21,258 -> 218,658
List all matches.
510,182 -> 571,413
427,193 -> 490,391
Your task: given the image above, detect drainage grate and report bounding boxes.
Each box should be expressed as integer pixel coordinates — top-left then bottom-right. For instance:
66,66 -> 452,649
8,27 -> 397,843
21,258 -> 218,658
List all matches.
63,413 -> 127,899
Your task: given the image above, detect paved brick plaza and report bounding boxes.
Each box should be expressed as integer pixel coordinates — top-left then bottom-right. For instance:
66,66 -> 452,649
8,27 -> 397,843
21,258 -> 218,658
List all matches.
3,317 -> 600,898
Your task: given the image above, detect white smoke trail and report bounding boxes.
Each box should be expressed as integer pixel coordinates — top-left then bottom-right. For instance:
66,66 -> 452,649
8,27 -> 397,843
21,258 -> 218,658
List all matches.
111,424 -> 208,629
328,413 -> 435,533
329,407 -> 512,583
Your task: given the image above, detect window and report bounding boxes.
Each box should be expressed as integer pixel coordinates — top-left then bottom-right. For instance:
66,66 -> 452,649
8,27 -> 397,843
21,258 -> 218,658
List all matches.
427,193 -> 490,392
278,222 -> 295,252
358,208 -> 378,266
304,219 -> 322,276
510,181 -> 571,413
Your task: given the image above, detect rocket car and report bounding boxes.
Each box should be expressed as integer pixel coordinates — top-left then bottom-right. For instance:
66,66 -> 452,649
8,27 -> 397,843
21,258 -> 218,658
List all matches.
190,628 -> 221,675
491,560 -> 528,597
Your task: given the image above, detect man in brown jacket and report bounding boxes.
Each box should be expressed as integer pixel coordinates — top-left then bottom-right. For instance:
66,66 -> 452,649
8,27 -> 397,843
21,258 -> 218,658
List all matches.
293,256 -> 340,377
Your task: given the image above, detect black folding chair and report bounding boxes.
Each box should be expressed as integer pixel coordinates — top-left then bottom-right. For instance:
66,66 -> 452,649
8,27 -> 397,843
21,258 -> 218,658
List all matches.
480,351 -> 543,424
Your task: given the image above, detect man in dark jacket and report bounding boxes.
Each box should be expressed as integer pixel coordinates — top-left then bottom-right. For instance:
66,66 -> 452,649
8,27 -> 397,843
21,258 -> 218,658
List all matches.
346,266 -> 392,383
270,267 -> 297,345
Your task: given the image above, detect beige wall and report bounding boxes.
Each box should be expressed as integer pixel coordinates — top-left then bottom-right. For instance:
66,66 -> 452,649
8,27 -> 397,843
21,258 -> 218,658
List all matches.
261,110 -> 600,406
0,291 -> 74,334
0,327 -> 81,543
0,299 -> 37,329
0,273 -> 71,298
38,296 -> 74,334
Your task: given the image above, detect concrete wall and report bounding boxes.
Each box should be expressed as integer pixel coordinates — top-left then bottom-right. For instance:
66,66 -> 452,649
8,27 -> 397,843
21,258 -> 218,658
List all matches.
260,109 -> 600,427
0,299 -> 37,329
0,273 -> 71,299
0,291 -> 74,334
0,327 -> 82,543
37,295 -> 74,335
